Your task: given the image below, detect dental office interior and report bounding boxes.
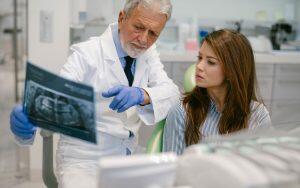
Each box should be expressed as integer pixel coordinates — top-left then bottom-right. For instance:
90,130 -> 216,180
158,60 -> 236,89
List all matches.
1,0 -> 300,187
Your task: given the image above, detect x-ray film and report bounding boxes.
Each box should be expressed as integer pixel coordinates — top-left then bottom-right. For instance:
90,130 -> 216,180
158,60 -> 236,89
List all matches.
23,62 -> 96,143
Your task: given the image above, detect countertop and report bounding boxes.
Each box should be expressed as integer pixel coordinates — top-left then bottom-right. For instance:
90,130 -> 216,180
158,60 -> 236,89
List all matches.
159,50 -> 300,64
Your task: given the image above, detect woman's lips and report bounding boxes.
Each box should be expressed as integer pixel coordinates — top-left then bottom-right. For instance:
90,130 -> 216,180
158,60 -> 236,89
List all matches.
196,75 -> 204,80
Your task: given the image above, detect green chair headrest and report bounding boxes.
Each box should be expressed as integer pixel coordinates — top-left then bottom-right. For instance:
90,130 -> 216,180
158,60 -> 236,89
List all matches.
183,64 -> 196,92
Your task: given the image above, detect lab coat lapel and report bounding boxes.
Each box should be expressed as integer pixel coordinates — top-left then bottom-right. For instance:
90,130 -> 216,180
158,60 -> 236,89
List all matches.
100,24 -> 128,85
107,59 -> 127,85
133,55 -> 148,86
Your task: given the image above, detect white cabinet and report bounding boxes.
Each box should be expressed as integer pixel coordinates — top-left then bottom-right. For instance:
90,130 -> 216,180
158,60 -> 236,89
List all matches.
256,64 -> 274,77
256,64 -> 274,101
270,64 -> 300,125
272,64 -> 300,100
271,100 -> 300,126
275,64 -> 300,76
273,75 -> 300,100
257,77 -> 273,101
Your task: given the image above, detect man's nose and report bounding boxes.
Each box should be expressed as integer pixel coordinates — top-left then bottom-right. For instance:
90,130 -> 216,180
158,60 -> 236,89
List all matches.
138,30 -> 148,45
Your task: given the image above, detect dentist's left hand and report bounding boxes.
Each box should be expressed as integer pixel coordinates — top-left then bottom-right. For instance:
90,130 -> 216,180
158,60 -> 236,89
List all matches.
102,85 -> 144,113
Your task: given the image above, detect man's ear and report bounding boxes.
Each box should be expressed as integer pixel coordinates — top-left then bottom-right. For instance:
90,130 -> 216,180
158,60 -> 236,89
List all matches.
118,11 -> 126,25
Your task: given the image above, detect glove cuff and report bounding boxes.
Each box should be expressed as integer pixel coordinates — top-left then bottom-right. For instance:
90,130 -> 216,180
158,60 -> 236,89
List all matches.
137,87 -> 144,105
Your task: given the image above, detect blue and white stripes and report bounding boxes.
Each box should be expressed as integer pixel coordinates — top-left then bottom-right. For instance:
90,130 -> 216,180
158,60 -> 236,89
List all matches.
162,100 -> 272,155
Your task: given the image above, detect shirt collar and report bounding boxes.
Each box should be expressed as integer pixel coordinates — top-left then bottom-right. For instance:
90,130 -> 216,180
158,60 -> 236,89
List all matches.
111,23 -> 128,58
209,98 -> 219,113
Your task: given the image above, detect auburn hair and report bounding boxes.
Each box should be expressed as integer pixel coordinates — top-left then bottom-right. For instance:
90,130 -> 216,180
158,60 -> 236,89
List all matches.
183,29 -> 260,146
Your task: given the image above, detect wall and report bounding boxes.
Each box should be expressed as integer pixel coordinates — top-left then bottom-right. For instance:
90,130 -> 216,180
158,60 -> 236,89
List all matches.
297,0 -> 300,20
28,0 -> 69,180
86,0 -> 122,23
85,0 -> 298,24
28,0 -> 70,73
171,0 -> 297,22
0,0 -> 12,13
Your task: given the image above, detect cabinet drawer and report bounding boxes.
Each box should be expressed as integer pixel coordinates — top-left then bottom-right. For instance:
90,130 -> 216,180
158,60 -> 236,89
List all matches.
256,64 -> 274,77
257,77 -> 273,100
271,100 -> 300,126
275,64 -> 300,77
273,76 -> 300,100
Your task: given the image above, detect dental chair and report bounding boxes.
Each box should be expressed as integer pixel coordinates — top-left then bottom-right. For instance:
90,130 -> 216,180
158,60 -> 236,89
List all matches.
41,130 -> 58,188
41,63 -> 196,187
146,63 -> 196,154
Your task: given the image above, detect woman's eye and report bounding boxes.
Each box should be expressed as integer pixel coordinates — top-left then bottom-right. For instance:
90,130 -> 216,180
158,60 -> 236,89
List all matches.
197,56 -> 202,60
207,61 -> 215,65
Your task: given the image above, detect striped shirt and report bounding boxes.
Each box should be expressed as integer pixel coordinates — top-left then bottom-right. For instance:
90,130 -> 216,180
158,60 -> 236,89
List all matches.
162,100 -> 272,155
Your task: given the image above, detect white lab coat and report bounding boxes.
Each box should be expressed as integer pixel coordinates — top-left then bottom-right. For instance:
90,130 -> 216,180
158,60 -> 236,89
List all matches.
55,23 -> 179,188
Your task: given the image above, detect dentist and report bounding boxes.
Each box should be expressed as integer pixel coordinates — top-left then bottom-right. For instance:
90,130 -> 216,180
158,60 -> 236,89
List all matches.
10,0 -> 179,187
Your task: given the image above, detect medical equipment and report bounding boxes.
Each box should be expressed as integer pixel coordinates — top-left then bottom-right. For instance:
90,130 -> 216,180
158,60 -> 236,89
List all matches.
157,23 -> 179,51
97,153 -> 177,188
175,124 -> 300,188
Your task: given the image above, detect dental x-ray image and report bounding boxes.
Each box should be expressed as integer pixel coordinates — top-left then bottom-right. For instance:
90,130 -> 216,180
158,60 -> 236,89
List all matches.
23,62 -> 97,143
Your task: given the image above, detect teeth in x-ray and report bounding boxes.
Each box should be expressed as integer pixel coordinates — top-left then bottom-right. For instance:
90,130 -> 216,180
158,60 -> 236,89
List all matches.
34,95 -> 80,127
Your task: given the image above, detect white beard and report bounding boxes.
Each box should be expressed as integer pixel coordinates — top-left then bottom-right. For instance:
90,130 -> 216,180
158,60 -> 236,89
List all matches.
121,40 -> 146,58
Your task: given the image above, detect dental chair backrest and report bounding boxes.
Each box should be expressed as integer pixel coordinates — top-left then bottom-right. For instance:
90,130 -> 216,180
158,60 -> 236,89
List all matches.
183,63 -> 196,93
146,120 -> 165,153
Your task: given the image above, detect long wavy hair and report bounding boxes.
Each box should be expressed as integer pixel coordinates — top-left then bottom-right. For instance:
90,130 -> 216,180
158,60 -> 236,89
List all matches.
183,29 -> 260,146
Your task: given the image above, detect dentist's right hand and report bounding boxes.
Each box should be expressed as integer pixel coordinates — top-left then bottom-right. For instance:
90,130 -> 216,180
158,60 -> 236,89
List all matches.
10,105 -> 36,140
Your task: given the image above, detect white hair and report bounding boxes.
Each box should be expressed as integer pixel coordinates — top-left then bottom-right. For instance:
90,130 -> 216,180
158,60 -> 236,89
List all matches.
123,0 -> 172,20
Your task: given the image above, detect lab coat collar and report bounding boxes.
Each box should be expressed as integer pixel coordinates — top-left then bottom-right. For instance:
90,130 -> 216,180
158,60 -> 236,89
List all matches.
101,23 -> 120,62
100,23 -> 126,85
111,23 -> 128,58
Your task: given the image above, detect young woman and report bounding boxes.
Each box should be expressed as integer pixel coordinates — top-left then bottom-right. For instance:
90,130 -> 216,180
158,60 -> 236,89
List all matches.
163,29 -> 272,155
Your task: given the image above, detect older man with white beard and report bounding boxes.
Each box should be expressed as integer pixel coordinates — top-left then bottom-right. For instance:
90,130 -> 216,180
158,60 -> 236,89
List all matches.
9,0 -> 179,187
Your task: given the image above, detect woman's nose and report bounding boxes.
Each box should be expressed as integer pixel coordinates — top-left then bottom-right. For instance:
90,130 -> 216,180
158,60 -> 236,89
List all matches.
196,60 -> 205,71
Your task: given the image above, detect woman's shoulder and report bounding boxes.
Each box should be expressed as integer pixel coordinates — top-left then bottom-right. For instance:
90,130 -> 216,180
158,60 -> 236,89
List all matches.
165,101 -> 186,133
249,101 -> 272,128
250,101 -> 269,114
168,101 -> 185,118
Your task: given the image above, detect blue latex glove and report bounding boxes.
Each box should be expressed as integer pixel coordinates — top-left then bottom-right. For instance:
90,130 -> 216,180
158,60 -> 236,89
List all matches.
10,105 -> 36,140
102,86 -> 144,113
